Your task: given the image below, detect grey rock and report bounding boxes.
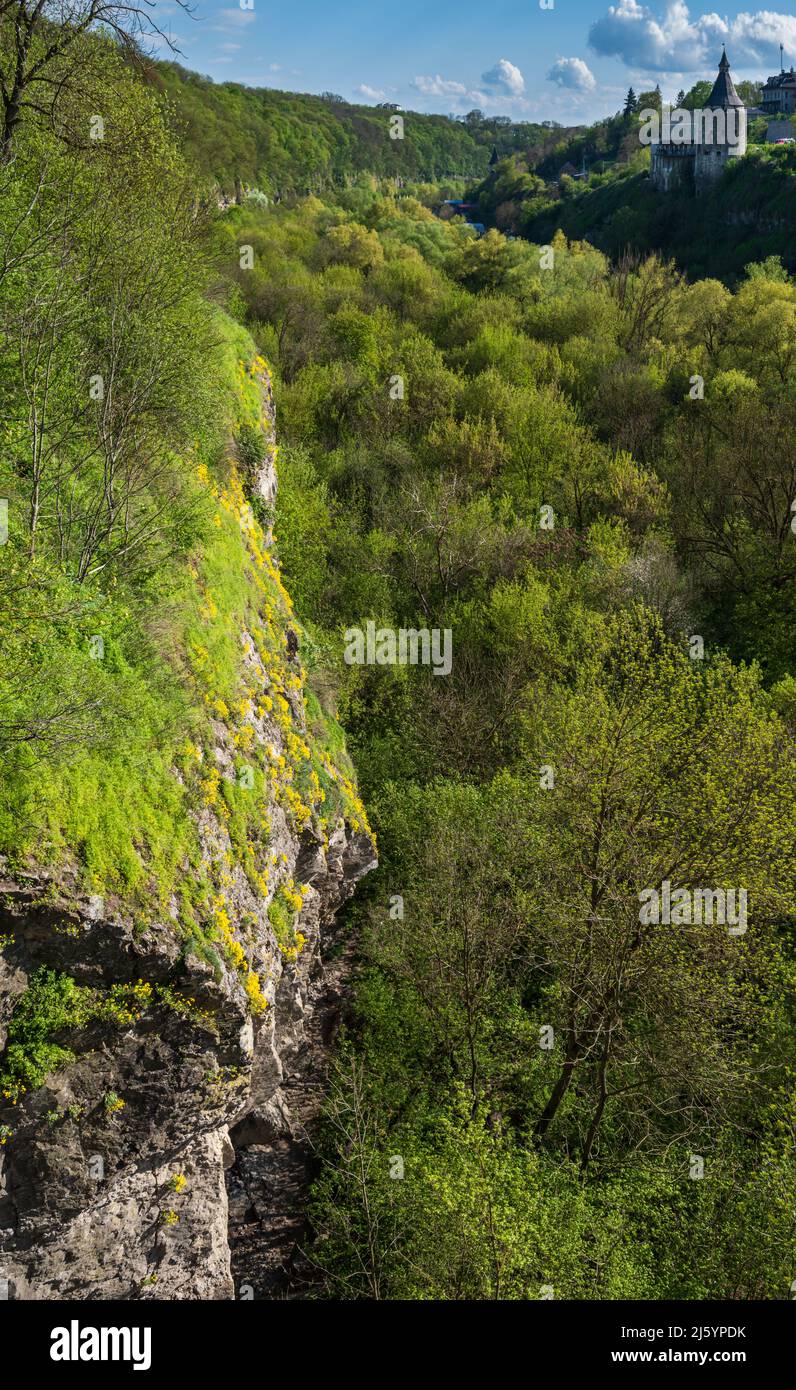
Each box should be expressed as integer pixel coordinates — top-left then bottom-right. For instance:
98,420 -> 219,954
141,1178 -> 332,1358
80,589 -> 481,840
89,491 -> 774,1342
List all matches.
0,368 -> 376,1299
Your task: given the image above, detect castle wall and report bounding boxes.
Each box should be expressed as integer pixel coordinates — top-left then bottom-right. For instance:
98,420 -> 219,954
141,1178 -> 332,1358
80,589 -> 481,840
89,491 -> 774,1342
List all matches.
650,147 -> 694,192
652,107 -> 747,193
694,125 -> 746,189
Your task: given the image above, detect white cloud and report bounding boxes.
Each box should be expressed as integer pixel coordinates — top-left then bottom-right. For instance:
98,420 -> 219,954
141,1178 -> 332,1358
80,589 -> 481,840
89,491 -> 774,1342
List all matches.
212,7 -> 257,30
481,58 -> 526,96
269,62 -> 282,71
356,83 -> 387,99
220,42 -> 241,52
410,74 -> 487,109
730,10 -> 796,66
412,74 -> 469,96
547,57 -> 597,91
589,2 -> 796,74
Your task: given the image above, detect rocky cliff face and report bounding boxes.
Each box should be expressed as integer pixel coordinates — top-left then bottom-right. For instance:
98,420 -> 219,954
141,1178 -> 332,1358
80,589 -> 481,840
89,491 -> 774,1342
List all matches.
0,363 -> 376,1300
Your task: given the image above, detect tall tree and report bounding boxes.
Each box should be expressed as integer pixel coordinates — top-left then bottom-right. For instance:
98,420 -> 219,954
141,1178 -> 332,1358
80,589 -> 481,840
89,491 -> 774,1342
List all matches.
0,0 -> 190,159
526,614 -> 796,1166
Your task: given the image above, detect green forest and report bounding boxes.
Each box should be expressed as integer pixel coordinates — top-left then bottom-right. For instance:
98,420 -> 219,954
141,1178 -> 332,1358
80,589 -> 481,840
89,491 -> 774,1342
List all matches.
222,193 -> 796,1299
154,61 -> 563,197
0,6 -> 795,1311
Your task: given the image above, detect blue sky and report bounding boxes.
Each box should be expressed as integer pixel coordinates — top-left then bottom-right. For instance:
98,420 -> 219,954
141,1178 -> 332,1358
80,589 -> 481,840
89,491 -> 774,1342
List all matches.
152,2 -> 796,122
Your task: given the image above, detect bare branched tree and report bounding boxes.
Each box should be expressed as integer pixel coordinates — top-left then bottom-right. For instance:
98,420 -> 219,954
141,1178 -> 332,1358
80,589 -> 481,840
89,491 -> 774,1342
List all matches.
0,0 -> 193,159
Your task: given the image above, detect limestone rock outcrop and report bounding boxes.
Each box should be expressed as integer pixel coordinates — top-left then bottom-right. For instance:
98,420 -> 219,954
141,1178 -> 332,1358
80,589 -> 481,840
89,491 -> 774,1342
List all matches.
0,365 -> 376,1300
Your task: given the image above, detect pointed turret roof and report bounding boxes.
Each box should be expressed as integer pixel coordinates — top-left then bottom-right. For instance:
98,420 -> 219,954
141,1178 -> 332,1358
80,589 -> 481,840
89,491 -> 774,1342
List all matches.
707,48 -> 744,108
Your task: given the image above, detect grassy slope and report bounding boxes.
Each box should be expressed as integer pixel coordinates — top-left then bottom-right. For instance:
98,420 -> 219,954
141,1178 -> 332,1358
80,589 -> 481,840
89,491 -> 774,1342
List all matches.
0,311 -> 369,935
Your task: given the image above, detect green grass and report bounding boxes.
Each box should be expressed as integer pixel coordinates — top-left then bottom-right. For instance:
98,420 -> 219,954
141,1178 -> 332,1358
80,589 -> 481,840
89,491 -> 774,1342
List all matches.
0,969 -> 159,1103
0,312 -> 369,930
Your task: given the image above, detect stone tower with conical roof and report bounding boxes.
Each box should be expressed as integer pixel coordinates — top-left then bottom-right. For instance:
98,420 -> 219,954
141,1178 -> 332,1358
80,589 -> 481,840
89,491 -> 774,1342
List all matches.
694,48 -> 747,189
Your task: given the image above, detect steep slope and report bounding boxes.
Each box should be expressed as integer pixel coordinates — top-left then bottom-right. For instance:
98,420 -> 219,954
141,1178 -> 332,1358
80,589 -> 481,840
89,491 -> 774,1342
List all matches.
472,146 -> 796,282
0,333 -> 376,1299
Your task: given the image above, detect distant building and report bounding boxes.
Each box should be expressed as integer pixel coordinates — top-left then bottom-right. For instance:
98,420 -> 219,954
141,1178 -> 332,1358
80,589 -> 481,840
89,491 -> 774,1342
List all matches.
436,200 -> 486,235
760,67 -> 796,116
650,49 -> 747,194
558,159 -> 588,182
438,198 -> 478,220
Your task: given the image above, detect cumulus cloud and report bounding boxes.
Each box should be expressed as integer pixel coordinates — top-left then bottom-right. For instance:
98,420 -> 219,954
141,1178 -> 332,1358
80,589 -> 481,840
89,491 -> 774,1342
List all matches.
589,1 -> 796,74
410,74 -> 487,109
481,58 -> 526,96
356,83 -> 387,100
730,10 -> 796,65
547,57 -> 597,91
412,74 -> 473,97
